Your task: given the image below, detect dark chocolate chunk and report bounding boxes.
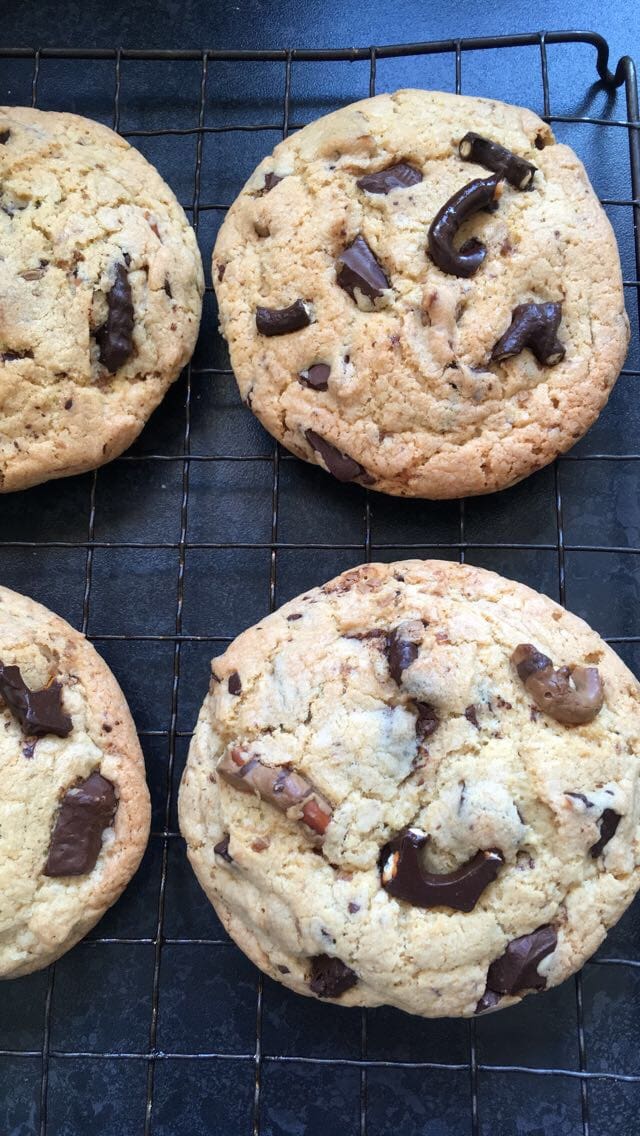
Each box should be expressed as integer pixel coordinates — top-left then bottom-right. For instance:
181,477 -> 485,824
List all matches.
491,302 -> 565,367
427,175 -> 501,277
415,702 -> 439,740
22,739 -> 38,759
380,828 -> 504,912
163,278 -> 172,299
304,428 -> 371,483
287,613 -> 302,621
256,299 -> 312,336
459,132 -> 536,190
0,663 -> 72,737
309,954 -> 358,998
485,925 -> 557,995
336,235 -> 390,303
0,129 -> 10,144
465,705 -> 480,729
357,162 -> 423,194
348,901 -> 360,913
277,964 -> 290,974
96,263 -> 134,372
123,252 -> 132,267
590,809 -> 621,858
263,172 -> 284,193
2,349 -> 33,362
44,772 -> 117,876
217,263 -> 226,281
299,363 -> 330,390
228,671 -> 242,695
385,624 -> 422,684
64,398 -> 73,410
214,834 -> 233,863
475,989 -> 502,1014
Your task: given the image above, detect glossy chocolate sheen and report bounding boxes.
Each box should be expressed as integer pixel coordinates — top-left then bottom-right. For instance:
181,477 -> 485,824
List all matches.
357,161 -> 423,194
255,298 -> 311,336
485,924 -> 557,995
304,429 -> 372,483
336,235 -> 389,301
44,771 -> 118,877
427,174 -> 500,277
299,363 -> 330,390
459,131 -> 536,189
308,954 -> 358,998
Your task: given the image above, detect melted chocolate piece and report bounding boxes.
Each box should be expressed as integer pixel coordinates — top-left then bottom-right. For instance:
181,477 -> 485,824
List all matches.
304,429 -> 372,483
357,162 -> 422,194
299,363 -> 330,390
256,299 -> 312,336
228,671 -> 242,695
428,175 -> 501,277
380,828 -> 504,912
485,925 -> 557,995
336,236 -> 389,303
0,663 -> 72,737
309,954 -> 358,998
511,644 -> 603,725
44,772 -> 117,876
214,834 -> 233,863
459,132 -> 536,190
415,702 -> 439,740
492,302 -> 565,367
475,988 -> 502,1014
96,263 -> 134,372
590,809 -> 621,858
385,624 -> 422,684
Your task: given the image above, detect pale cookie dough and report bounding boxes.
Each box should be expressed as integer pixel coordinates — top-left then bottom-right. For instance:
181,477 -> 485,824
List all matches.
0,586 -> 150,978
179,560 -> 640,1018
213,89 -> 629,498
0,106 -> 204,492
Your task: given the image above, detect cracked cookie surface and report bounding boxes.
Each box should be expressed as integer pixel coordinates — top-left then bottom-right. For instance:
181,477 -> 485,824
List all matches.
0,586 -> 150,978
213,89 -> 628,498
179,559 -> 640,1017
0,106 -> 204,492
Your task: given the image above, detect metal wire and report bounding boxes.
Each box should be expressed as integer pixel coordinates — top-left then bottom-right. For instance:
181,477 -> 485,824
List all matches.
1,28 -> 639,1136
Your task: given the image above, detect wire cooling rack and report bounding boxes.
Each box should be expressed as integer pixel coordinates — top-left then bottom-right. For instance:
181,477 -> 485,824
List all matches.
1,29 -> 639,1136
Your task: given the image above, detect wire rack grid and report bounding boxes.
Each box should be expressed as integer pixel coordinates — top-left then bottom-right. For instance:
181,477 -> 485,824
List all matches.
1,29 -> 640,1136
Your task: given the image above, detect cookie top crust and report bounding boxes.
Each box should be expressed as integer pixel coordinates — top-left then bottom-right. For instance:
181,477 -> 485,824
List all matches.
179,559 -> 640,1017
0,586 -> 150,978
213,89 -> 628,498
0,106 -> 204,492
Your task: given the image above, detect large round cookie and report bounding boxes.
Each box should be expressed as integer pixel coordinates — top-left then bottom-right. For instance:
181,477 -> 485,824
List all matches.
0,586 -> 150,978
180,560 -> 640,1018
213,89 -> 628,498
0,107 -> 204,492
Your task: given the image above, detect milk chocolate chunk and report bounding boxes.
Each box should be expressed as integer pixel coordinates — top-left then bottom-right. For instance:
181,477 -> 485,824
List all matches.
459,132 -> 536,190
217,747 -> 332,836
428,175 -> 502,277
304,429 -> 371,483
228,671 -> 242,695
309,954 -> 358,998
590,809 -> 621,858
357,162 -> 423,194
511,644 -> 604,725
299,363 -> 330,391
380,828 -> 503,912
44,772 -> 117,876
336,235 -> 389,303
256,299 -> 312,336
214,834 -> 233,863
491,302 -> 565,366
415,702 -> 439,739
0,663 -> 72,737
485,924 -> 557,995
96,263 -> 134,372
386,621 -> 423,684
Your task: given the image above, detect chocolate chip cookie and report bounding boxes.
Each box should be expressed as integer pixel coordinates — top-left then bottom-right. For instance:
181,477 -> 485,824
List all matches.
179,559 -> 640,1017
213,89 -> 628,498
0,106 -> 204,492
0,586 -> 150,978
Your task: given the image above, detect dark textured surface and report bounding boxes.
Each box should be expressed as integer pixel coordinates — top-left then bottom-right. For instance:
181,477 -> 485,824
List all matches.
0,12 -> 639,1136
